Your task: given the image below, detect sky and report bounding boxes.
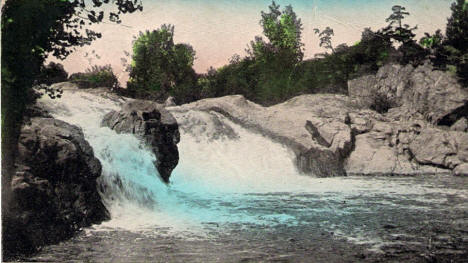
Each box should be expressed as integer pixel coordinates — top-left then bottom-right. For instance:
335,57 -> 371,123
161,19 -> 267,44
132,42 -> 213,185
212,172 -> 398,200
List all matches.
55,0 -> 455,84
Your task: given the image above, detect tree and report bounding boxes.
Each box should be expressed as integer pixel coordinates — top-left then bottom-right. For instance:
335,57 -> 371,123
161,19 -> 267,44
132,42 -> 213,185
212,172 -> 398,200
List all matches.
445,0 -> 468,53
442,0 -> 468,84
314,27 -> 335,54
127,25 -> 197,103
69,64 -> 120,89
380,5 -> 427,65
357,28 -> 393,70
419,30 -> 444,60
1,0 -> 143,228
243,1 -> 305,104
2,0 -> 143,133
251,1 -> 304,64
382,5 -> 417,44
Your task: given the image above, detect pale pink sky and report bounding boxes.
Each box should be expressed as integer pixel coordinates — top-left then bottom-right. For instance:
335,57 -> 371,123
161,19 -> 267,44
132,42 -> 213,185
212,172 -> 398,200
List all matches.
53,0 -> 454,84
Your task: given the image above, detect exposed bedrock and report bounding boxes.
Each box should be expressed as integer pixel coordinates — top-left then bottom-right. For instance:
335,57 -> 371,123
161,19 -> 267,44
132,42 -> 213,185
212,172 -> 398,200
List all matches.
168,63 -> 467,176
101,100 -> 180,182
346,63 -> 468,176
3,117 -> 109,259
348,63 -> 468,126
169,94 -> 352,177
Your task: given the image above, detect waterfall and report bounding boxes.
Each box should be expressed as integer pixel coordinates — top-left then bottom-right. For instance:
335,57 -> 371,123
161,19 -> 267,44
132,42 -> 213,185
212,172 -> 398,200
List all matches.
38,89 -> 317,229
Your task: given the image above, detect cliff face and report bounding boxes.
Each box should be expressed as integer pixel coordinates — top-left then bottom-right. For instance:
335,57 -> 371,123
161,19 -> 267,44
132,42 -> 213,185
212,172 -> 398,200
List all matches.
3,117 -> 109,259
348,63 -> 468,126
169,63 -> 468,177
346,63 -> 468,176
101,100 -> 180,183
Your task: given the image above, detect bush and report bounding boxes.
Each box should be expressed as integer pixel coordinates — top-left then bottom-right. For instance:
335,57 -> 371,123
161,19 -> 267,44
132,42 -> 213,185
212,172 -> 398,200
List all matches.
69,65 -> 119,89
369,92 -> 396,114
37,62 -> 68,85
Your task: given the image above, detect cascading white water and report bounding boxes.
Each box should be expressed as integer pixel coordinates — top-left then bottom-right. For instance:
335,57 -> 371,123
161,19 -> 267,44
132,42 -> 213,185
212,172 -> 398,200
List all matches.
38,88 -> 468,250
38,88 -> 319,229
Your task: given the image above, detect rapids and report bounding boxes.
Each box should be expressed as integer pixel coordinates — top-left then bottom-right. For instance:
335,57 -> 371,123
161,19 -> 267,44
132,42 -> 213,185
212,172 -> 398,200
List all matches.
30,88 -> 468,262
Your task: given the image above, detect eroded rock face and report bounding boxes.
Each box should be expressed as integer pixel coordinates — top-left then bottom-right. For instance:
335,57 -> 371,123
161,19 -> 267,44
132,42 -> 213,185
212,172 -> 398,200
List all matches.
451,117 -> 468,132
101,100 -> 180,182
348,63 -> 468,126
345,119 -> 452,175
171,91 -> 467,177
3,118 -> 109,258
344,62 -> 468,176
409,129 -> 468,169
170,94 -> 353,177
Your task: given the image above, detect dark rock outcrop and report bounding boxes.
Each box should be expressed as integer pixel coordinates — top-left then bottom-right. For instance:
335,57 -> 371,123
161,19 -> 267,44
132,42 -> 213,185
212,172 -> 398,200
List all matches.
3,117 -> 109,259
101,100 -> 180,182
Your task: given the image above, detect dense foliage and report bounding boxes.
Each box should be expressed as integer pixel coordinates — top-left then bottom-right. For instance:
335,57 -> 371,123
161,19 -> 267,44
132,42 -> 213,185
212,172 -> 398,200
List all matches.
1,0 -> 142,163
126,25 -> 198,103
433,0 -> 468,85
69,65 -> 119,89
188,1 -> 467,106
37,62 -> 69,86
1,0 -> 143,235
193,2 -> 395,105
191,1 -> 306,105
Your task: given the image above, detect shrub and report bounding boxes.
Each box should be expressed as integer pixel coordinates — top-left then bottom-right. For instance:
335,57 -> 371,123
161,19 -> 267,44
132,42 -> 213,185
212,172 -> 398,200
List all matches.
69,65 -> 119,89
369,92 -> 396,114
37,62 -> 68,85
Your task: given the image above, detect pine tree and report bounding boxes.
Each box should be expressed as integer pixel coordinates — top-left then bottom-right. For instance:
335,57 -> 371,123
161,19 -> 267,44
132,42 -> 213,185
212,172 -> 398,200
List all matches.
446,0 -> 468,53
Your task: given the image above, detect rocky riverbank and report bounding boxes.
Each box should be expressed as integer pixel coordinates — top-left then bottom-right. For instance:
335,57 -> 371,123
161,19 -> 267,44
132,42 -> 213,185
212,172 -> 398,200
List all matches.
3,116 -> 109,259
2,85 -> 182,260
168,63 -> 468,176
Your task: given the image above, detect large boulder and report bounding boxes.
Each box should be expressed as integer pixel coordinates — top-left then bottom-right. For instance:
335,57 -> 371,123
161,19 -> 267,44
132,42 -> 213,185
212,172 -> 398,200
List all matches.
101,100 -> 180,182
3,118 -> 109,259
170,94 -> 354,177
409,128 -> 468,169
348,63 -> 468,126
345,119 -> 452,175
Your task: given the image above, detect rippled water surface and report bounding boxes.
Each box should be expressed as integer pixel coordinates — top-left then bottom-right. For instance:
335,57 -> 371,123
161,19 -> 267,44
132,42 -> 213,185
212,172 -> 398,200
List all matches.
28,90 -> 468,262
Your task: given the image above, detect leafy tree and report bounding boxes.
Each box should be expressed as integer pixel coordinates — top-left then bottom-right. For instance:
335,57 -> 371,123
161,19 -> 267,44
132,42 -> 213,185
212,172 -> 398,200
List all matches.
251,1 -> 304,63
1,0 -> 143,245
242,1 -> 305,104
127,25 -> 197,103
420,30 -> 444,50
419,30 -> 444,62
358,28 -> 394,69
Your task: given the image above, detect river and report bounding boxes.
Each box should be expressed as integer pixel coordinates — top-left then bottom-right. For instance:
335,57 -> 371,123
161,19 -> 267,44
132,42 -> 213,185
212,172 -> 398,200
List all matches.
28,88 -> 468,262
